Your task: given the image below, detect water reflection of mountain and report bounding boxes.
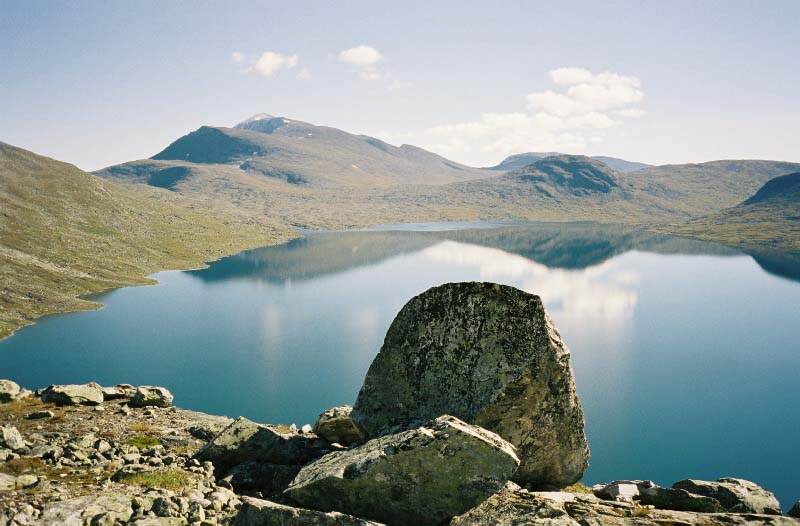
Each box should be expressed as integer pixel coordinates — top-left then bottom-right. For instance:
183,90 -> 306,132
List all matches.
188,223 -> 800,284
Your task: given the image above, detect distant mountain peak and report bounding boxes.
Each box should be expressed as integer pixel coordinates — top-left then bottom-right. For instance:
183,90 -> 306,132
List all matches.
491,152 -> 651,173
511,154 -> 621,195
235,113 -> 276,127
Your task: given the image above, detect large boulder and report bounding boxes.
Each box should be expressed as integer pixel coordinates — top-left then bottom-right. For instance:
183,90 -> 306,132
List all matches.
220,461 -> 302,498
130,385 -> 174,407
672,478 -> 782,515
284,415 -> 520,526
351,282 -> 589,487
0,379 -> 21,403
234,496 -> 383,526
313,405 -> 363,446
194,417 -> 329,475
41,382 -> 103,406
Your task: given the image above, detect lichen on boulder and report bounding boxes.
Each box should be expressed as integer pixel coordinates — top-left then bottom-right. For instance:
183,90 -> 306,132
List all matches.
351,282 -> 589,487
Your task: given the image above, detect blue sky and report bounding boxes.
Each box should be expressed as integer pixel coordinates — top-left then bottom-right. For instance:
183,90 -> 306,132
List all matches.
2,0 -> 798,170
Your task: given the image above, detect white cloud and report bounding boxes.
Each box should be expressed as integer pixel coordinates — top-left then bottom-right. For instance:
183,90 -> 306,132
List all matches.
377,67 -> 645,166
550,67 -> 593,85
338,45 -> 382,66
234,51 -> 300,77
296,67 -> 311,80
359,69 -> 382,81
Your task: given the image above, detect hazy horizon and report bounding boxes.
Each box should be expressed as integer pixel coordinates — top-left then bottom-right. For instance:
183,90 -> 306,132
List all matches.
2,0 -> 799,171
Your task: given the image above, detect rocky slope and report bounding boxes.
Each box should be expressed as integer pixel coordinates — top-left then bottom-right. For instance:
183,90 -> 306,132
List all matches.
2,282 -> 798,525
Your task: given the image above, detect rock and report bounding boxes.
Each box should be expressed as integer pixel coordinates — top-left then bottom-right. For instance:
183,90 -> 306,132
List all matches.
451,484 -> 799,526
15,474 -> 39,489
351,282 -> 589,487
0,379 -> 21,403
41,383 -> 104,406
194,417 -> 329,475
284,415 -> 520,526
592,480 -> 641,501
234,496 -> 383,526
673,478 -> 782,515
37,493 -> 133,526
0,473 -> 15,491
789,500 -> 800,518
101,383 -> 136,401
130,386 -> 174,408
313,405 -> 363,446
0,425 -> 25,451
638,484 -> 725,513
26,410 -> 54,420
220,461 -> 301,498
131,519 -> 188,526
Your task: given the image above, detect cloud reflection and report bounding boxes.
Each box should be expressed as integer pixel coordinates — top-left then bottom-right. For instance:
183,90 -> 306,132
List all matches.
420,241 -> 639,324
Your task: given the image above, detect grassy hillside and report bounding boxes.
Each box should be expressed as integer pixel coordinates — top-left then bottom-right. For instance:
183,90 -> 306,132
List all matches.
664,172 -> 800,253
488,152 -> 651,173
0,142 -> 292,338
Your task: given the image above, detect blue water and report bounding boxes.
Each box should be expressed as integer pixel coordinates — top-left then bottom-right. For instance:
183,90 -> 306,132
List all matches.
1,223 -> 799,506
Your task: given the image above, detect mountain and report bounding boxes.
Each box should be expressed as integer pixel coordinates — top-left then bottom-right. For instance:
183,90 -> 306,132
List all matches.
665,171 -> 800,253
506,155 -> 621,195
741,171 -> 800,205
490,152 -> 652,173
140,114 -> 493,188
0,142 -> 288,338
628,160 -> 800,213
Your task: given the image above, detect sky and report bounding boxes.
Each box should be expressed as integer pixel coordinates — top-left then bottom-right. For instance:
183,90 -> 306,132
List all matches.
1,0 -> 799,171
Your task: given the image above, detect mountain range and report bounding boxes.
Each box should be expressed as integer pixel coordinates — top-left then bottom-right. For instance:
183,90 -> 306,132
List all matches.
2,113 -> 799,337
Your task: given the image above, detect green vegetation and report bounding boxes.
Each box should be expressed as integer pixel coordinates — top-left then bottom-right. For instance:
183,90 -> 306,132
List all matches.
0,142 -> 293,338
114,468 -> 194,489
126,436 -> 162,449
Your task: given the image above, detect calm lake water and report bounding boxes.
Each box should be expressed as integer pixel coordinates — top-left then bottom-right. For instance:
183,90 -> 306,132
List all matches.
2,223 -> 799,506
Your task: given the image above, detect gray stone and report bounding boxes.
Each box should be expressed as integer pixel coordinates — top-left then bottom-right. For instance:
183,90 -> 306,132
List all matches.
0,379 -> 21,403
221,461 -> 301,498
41,383 -> 104,406
194,417 -> 329,475
130,519 -> 188,526
351,282 -> 589,487
451,485 -> 799,526
673,478 -> 782,515
789,500 -> 800,518
0,473 -> 15,491
313,405 -> 363,446
284,415 -> 520,526
130,386 -> 174,408
36,493 -> 133,526
638,484 -> 725,513
101,383 -> 136,401
234,496 -> 383,526
15,474 -> 39,489
592,480 -> 641,501
26,410 -> 54,420
0,425 -> 25,451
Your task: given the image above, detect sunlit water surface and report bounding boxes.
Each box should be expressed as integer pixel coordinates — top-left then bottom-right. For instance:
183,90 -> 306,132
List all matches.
2,223 -> 799,506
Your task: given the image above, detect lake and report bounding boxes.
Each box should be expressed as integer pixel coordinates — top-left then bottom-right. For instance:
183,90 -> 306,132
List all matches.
2,222 -> 799,506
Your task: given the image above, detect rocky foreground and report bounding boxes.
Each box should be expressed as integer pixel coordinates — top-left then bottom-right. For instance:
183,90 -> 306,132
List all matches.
1,282 -> 799,525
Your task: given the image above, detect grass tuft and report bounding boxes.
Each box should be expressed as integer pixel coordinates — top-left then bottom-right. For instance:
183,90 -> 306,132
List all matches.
115,469 -> 193,490
126,436 -> 161,449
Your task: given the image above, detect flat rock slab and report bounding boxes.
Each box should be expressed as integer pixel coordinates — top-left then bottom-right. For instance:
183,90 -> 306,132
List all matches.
451,486 -> 800,526
35,493 -> 133,526
194,416 -> 329,475
284,415 -> 520,526
673,478 -> 782,515
41,383 -> 104,406
234,496 -> 383,526
351,282 -> 589,487
0,425 -> 25,451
